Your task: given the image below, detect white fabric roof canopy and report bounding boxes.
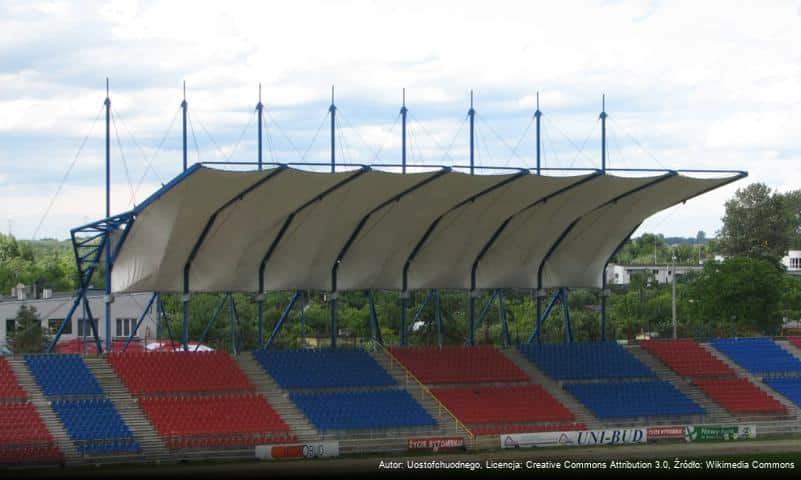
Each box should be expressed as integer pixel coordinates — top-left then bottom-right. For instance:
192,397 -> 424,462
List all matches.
109,166 -> 741,293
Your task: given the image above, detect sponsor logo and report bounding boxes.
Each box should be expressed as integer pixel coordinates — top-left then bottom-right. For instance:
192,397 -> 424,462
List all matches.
684,425 -> 756,443
647,426 -> 686,439
408,437 -> 465,451
255,442 -> 340,460
500,428 -> 647,449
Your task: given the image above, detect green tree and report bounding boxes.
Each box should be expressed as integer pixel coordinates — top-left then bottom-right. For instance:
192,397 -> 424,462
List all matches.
686,257 -> 784,336
8,305 -> 50,354
717,183 -> 791,260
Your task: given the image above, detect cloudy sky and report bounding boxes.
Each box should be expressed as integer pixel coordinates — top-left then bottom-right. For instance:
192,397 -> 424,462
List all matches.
1,0 -> 799,240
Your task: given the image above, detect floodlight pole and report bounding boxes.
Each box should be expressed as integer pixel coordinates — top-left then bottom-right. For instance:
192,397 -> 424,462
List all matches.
467,90 -> 476,346
104,78 -> 112,353
181,82 -> 190,351
600,94 -> 607,173
257,84 -> 263,171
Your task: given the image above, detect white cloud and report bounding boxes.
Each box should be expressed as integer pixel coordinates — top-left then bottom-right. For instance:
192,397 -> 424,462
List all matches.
0,0 -> 799,239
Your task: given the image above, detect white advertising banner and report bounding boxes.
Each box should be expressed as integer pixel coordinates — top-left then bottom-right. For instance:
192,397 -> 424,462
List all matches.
255,442 -> 340,460
500,428 -> 648,449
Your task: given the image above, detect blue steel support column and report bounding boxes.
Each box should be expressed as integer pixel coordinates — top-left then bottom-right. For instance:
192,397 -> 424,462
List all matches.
82,297 -> 102,354
561,289 -> 573,343
534,91 -> 543,333
265,291 -> 301,349
499,290 -> 511,347
229,293 -> 239,355
601,272 -> 608,341
196,293 -> 228,351
330,86 -> 336,173
600,94 -> 607,173
399,89 -> 408,345
123,292 -> 156,352
528,289 -> 560,344
329,85 -> 337,346
257,83 -> 263,171
367,290 -> 383,345
181,82 -> 189,351
467,90 -> 476,345
434,289 -> 443,347
104,79 -> 112,353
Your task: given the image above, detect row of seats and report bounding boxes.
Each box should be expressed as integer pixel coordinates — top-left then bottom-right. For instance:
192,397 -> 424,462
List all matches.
76,439 -> 140,455
108,351 -> 253,394
0,446 -> 63,465
139,394 -> 290,437
764,377 -> 801,407
691,377 -> 787,414
471,423 -> 587,435
518,342 -> 655,380
389,345 -> 528,384
565,381 -> 705,419
25,354 -> 103,397
710,337 -> 801,374
252,348 -> 396,389
52,399 -> 136,448
788,337 -> 801,351
0,358 -> 27,400
430,385 -> 574,425
0,403 -> 53,445
290,390 -> 436,430
640,339 -> 734,376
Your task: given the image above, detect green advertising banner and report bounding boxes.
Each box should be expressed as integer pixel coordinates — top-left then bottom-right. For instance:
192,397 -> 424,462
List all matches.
684,425 -> 756,442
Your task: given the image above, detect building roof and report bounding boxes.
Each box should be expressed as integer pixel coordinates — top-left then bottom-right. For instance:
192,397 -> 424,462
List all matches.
104,165 -> 744,293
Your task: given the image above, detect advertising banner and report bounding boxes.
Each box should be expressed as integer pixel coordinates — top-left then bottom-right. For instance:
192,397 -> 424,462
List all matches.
647,426 -> 686,440
684,425 -> 756,442
255,442 -> 340,460
500,427 -> 647,449
407,437 -> 465,452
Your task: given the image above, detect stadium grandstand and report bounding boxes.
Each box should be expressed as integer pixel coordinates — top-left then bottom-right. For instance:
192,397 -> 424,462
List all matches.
7,86 -> 801,473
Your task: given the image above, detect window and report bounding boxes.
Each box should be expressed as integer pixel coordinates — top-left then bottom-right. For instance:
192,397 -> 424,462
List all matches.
48,318 -> 70,335
115,318 -> 135,338
77,318 -> 95,337
5,319 -> 15,339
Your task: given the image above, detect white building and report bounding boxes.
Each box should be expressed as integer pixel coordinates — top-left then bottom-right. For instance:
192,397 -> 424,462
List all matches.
606,264 -> 703,286
782,250 -> 801,275
1,290 -> 159,350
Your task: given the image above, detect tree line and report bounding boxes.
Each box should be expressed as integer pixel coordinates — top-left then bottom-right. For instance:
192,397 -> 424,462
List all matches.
4,182 -> 801,353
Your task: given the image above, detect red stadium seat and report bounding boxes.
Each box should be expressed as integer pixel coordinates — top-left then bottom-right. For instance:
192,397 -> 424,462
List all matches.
470,423 -> 587,435
108,351 -> 253,394
389,345 -> 528,384
640,339 -> 735,377
692,377 -> 786,414
0,358 -> 28,401
432,384 -> 575,425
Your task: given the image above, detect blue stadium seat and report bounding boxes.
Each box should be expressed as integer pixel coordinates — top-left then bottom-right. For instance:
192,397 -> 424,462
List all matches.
25,354 -> 103,396
517,342 -> 655,380
290,390 -> 436,430
764,377 -> 801,406
565,381 -> 705,419
252,348 -> 396,389
710,338 -> 801,374
52,399 -> 139,454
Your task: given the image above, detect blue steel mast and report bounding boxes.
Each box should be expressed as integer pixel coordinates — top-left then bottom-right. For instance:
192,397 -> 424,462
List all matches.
181,82 -> 189,351
329,86 -> 337,347
104,78 -> 112,352
467,90 -> 476,345
399,88 -> 409,345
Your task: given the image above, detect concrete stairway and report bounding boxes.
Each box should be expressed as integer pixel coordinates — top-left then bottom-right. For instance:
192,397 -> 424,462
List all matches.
7,358 -> 80,464
624,344 -> 734,424
700,343 -> 801,436
499,347 -> 601,430
369,348 -> 469,438
236,353 -> 319,443
83,357 -> 169,460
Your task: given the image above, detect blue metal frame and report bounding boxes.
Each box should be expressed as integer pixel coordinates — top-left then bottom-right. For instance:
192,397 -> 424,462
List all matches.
265,290 -> 301,349
123,292 -> 157,352
195,293 -> 229,351
367,290 -> 383,345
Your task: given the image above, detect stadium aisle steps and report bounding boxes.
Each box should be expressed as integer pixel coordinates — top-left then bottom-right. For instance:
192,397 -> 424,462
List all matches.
498,348 -> 601,430
625,344 -> 734,422
83,358 -> 169,459
5,358 -> 77,462
237,354 -> 320,443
